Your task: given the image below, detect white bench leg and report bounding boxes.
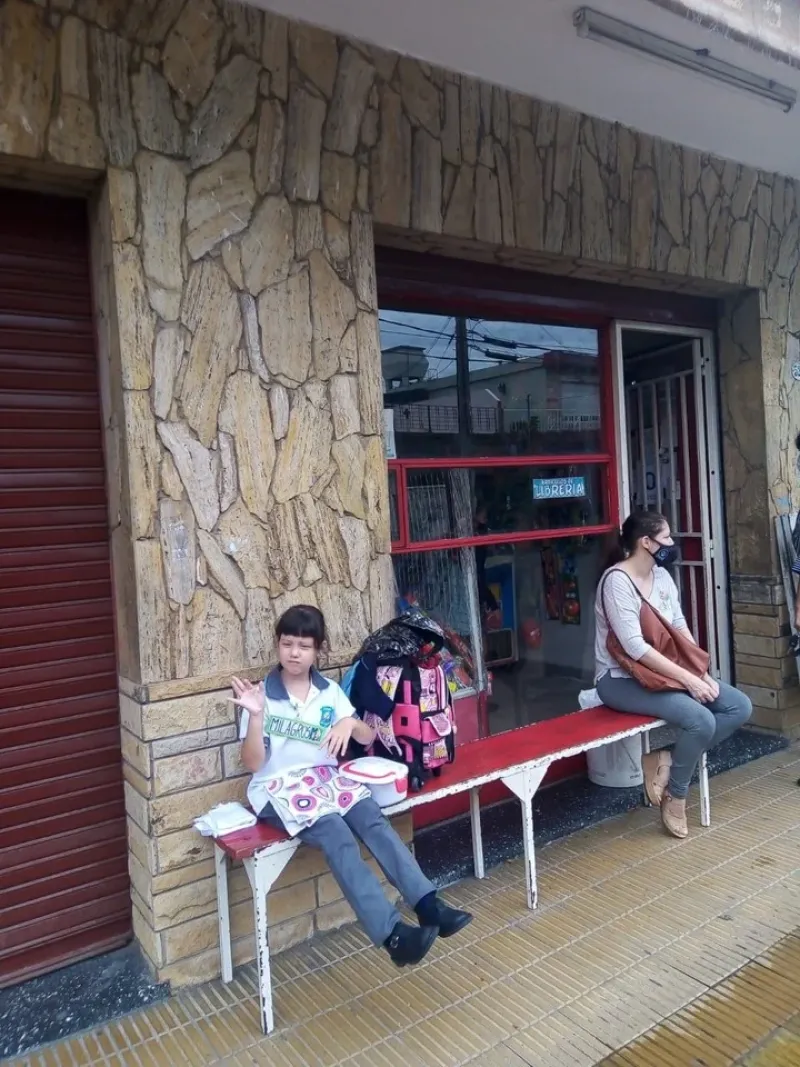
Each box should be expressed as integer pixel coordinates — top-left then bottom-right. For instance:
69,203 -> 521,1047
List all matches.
469,786 -> 485,880
640,731 -> 652,808
501,763 -> 549,910
699,751 -> 711,827
243,841 -> 299,1035
215,845 -> 233,983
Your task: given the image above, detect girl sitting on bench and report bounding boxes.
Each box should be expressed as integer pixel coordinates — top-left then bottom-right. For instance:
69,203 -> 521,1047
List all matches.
232,604 -> 472,966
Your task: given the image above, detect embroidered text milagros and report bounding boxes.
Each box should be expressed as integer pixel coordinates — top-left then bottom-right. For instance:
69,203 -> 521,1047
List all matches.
265,714 -> 326,744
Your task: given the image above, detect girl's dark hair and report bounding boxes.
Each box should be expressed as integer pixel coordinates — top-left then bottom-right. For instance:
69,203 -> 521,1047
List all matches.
275,605 -> 327,649
602,510 -> 668,571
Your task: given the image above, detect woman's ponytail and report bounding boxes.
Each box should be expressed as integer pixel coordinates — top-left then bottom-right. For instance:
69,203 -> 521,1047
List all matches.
601,529 -> 626,574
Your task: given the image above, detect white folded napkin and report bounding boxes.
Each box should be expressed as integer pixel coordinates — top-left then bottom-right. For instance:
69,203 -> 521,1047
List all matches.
194,801 -> 257,837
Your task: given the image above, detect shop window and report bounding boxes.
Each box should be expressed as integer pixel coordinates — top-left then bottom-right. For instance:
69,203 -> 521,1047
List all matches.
380,311 -> 602,459
380,286 -> 617,735
401,463 -> 609,547
483,537 -> 604,732
392,547 -> 485,743
393,536 -> 607,736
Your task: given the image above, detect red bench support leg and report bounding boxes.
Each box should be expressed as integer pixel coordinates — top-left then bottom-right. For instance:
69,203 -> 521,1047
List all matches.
215,845 -> 233,983
469,786 -> 485,880
243,839 -> 300,1035
501,763 -> 550,910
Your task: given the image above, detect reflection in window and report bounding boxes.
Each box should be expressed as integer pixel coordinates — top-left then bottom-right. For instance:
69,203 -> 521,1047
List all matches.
379,311 -> 602,458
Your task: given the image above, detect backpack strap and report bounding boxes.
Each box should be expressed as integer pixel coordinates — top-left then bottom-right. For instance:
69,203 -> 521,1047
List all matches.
341,660 -> 359,698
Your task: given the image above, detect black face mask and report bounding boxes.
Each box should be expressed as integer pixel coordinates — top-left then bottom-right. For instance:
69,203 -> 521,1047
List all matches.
648,540 -> 680,567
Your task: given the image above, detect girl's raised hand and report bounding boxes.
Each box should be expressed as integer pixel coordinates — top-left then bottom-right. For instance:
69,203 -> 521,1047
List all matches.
230,676 -> 265,716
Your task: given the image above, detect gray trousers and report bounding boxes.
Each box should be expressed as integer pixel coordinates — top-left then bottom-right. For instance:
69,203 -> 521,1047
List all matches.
259,796 -> 434,945
596,674 -> 752,799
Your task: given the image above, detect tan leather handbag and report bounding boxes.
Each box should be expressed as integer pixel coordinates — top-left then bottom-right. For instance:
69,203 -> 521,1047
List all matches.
599,570 -> 710,691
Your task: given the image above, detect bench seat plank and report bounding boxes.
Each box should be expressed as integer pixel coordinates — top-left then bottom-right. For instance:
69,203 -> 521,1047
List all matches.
217,823 -> 287,861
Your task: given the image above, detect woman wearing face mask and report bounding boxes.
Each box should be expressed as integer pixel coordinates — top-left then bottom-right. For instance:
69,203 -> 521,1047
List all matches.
595,511 -> 751,839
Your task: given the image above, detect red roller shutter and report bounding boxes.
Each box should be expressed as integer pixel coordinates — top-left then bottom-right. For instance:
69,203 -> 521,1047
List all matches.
0,191 -> 131,986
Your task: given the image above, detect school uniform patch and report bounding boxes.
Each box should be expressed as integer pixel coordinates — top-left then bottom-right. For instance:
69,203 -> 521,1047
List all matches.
266,714 -> 323,744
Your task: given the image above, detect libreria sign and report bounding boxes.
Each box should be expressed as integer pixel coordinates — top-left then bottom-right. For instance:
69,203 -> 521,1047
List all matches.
532,477 -> 586,500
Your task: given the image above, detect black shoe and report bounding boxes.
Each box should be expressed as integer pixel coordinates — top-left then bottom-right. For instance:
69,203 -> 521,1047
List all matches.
415,892 -> 473,939
384,921 -> 439,966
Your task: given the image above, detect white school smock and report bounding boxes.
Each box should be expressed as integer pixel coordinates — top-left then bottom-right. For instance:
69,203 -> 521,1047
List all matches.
238,668 -> 361,817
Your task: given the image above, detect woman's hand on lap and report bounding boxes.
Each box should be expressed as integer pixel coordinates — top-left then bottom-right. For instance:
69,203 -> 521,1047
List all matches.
683,673 -> 717,704
701,673 -> 720,701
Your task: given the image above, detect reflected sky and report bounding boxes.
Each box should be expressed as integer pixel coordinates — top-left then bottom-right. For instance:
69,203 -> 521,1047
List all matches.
378,311 -> 598,381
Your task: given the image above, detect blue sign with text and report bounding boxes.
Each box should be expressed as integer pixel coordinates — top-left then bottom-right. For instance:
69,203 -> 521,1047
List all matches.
532,476 -> 586,501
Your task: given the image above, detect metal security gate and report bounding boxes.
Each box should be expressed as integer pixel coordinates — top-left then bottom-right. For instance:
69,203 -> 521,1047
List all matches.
614,326 -> 731,680
0,192 -> 131,985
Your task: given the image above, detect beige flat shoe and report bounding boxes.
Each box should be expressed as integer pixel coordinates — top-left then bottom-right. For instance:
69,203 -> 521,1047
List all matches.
661,793 -> 688,839
641,750 -> 672,807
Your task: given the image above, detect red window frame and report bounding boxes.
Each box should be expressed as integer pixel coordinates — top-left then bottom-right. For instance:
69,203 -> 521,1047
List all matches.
387,322 -> 620,553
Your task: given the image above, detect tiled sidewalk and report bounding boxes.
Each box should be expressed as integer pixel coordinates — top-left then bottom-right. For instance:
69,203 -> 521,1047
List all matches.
6,747 -> 800,1067
597,931 -> 800,1067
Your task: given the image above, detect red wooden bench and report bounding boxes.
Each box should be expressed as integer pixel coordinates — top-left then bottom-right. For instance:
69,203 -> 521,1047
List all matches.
213,707 -> 711,1033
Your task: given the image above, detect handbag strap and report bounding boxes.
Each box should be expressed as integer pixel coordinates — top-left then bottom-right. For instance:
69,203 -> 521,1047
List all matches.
598,567 -> 643,623
600,566 -> 659,610
598,567 -> 664,648
602,567 -> 694,645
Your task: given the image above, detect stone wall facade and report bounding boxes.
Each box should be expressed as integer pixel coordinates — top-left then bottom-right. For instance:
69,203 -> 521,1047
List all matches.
2,0 -> 800,985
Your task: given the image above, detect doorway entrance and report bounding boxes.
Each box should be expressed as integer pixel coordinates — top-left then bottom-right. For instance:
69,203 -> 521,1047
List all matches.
613,325 -> 731,680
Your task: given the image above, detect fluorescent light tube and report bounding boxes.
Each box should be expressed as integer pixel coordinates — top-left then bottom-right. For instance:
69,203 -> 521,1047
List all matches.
574,7 -> 797,112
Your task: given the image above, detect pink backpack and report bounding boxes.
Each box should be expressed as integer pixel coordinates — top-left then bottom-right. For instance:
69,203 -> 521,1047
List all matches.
368,666 -> 455,791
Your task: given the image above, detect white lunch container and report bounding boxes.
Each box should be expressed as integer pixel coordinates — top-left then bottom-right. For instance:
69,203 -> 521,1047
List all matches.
340,756 -> 409,807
